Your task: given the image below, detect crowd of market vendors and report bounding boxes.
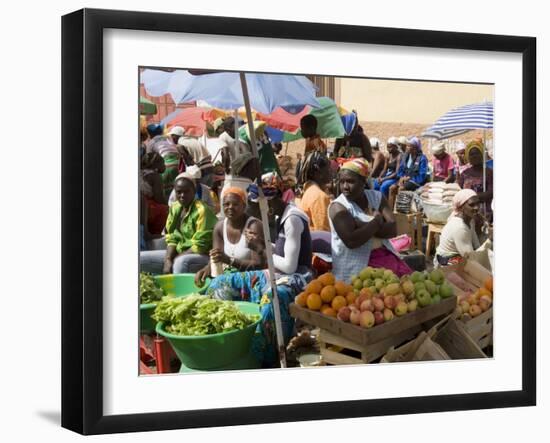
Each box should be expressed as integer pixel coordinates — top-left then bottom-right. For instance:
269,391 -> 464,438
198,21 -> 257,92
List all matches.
139,113 -> 493,365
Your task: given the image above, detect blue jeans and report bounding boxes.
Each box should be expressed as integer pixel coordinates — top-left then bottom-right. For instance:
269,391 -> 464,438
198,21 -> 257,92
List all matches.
140,250 -> 210,274
374,178 -> 397,197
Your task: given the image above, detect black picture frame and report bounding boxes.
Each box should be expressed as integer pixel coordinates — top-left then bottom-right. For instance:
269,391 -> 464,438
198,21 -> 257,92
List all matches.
62,8 -> 536,435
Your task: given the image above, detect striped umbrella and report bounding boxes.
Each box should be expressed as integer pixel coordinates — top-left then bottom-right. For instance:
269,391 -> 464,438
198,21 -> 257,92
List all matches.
422,102 -> 493,140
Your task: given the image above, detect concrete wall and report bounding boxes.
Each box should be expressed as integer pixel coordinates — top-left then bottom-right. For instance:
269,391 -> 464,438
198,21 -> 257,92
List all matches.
338,78 -> 494,124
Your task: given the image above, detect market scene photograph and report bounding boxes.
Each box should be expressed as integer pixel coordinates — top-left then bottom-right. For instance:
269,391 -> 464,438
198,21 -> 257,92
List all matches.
138,68 -> 494,374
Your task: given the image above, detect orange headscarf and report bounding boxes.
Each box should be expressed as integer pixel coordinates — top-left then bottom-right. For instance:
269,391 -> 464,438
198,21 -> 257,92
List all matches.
221,186 -> 247,204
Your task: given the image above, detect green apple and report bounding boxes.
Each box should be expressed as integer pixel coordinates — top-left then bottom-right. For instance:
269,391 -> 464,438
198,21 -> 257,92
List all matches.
416,289 -> 432,307
439,283 -> 454,298
430,269 -> 445,285
424,280 -> 437,295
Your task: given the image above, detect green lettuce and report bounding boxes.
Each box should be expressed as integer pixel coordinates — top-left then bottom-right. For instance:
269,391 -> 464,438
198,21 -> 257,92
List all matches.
152,295 -> 260,336
139,272 -> 165,304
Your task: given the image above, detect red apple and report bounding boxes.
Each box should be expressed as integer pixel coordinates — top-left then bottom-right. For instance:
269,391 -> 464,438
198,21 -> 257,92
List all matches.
372,297 -> 385,312
384,295 -> 397,310
359,311 -> 375,328
337,306 -> 351,322
360,299 -> 374,312
479,295 -> 493,312
469,304 -> 482,317
383,308 -> 394,322
373,311 -> 385,325
355,294 -> 369,309
349,307 -> 361,325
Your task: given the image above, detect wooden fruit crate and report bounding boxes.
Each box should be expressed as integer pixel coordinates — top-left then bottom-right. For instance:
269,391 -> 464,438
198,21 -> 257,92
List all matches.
461,307 -> 493,349
319,325 -> 421,365
381,315 -> 487,363
289,294 -> 456,347
442,260 -> 493,349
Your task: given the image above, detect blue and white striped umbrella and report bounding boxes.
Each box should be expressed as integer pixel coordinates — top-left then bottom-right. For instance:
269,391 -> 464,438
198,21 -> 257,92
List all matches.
422,102 -> 493,140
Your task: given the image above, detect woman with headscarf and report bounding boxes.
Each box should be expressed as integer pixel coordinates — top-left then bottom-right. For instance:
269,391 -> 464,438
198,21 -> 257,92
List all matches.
434,189 -> 481,267
140,176 -> 217,275
334,111 -> 372,162
296,151 -> 332,232
168,165 -> 216,213
457,139 -> 493,205
202,173 -> 313,367
431,142 -> 455,183
329,159 -> 412,282
374,137 -> 402,197
140,152 -> 169,236
454,141 -> 470,179
194,187 -> 266,287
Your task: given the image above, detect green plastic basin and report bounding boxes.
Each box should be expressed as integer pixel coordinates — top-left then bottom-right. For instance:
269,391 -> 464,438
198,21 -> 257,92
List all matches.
156,301 -> 261,370
140,273 -> 209,333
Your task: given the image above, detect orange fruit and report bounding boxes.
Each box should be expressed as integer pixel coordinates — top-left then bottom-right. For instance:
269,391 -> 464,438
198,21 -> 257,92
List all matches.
484,277 -> 493,294
346,291 -> 357,306
306,293 -> 322,310
334,281 -> 348,296
478,287 -> 492,299
318,272 -> 336,287
320,285 -> 336,303
305,280 -> 323,295
321,306 -> 337,317
295,292 -> 308,307
331,295 -> 347,311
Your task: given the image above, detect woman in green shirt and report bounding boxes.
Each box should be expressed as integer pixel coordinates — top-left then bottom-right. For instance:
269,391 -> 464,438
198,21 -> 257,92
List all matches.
140,177 -> 217,274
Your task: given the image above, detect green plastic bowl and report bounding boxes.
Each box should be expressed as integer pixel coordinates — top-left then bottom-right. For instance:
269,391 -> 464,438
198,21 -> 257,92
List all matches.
156,301 -> 261,370
140,273 -> 209,333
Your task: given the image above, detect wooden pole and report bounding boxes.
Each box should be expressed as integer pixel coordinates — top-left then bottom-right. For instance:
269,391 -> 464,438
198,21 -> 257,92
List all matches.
239,72 -> 287,368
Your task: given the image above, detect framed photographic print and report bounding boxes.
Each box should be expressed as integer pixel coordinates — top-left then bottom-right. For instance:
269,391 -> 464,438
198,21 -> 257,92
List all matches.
61,8 -> 536,435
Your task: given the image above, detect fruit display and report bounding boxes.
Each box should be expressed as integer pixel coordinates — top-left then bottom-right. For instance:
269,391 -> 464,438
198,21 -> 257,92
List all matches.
294,268 -> 455,329
454,276 -> 493,322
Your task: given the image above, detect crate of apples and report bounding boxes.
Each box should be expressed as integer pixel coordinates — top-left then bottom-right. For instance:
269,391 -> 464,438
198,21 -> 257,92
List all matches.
295,268 -> 455,329
455,276 -> 493,321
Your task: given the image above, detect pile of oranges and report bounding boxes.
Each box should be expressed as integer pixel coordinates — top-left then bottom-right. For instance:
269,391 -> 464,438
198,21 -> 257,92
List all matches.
294,273 -> 355,318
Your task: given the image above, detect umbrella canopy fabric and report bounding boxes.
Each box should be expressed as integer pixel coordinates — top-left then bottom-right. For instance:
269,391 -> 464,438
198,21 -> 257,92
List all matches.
139,96 -> 157,115
256,97 -> 346,142
160,107 -> 226,136
141,69 -> 320,114
422,102 -> 493,140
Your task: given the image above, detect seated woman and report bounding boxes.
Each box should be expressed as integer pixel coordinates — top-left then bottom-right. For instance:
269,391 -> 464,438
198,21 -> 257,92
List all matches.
329,158 -> 412,283
203,173 -> 313,367
296,151 -> 332,232
374,137 -> 401,197
431,142 -> 455,183
167,165 -> 217,213
434,189 -> 481,267
140,152 -> 169,236
388,136 -> 428,209
369,137 -> 386,180
457,140 -> 493,207
140,177 -> 217,274
194,187 -> 266,287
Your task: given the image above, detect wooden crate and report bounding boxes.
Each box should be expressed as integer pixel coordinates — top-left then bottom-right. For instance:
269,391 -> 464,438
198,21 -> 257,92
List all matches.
319,325 -> 421,365
462,307 -> 493,349
381,315 -> 486,363
442,260 -> 493,349
289,295 -> 456,347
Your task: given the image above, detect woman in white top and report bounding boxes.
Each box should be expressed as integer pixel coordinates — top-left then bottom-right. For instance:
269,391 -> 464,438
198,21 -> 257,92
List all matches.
194,187 -> 265,286
435,189 -> 481,267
